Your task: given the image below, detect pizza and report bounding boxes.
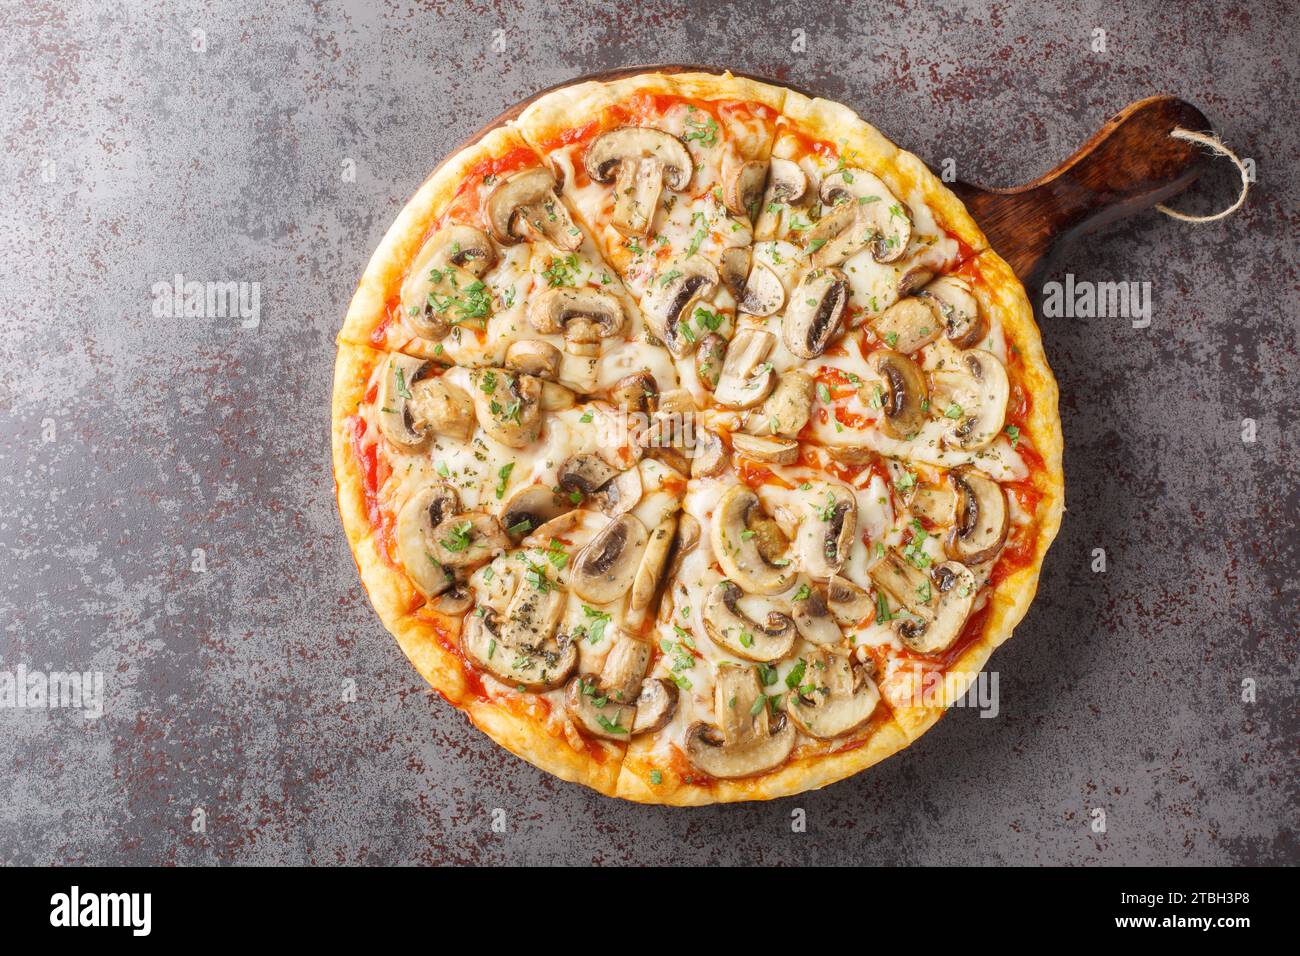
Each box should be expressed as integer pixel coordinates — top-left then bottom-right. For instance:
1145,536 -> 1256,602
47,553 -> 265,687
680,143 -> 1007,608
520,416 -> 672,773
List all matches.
332,69 -> 1064,804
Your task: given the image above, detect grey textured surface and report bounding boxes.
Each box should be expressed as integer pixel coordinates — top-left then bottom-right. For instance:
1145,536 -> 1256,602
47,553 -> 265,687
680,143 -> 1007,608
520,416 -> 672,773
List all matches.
1,0 -> 1296,866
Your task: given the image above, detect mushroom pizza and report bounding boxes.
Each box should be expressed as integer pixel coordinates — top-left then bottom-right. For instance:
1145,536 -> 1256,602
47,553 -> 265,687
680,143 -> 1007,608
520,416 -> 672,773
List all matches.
332,70 -> 1064,803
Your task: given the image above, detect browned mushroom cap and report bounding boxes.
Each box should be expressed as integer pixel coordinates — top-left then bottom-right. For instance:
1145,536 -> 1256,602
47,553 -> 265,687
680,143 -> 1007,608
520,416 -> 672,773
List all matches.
557,454 -> 642,515
791,584 -> 843,644
469,369 -> 543,447
871,296 -> 941,355
731,433 -> 800,464
378,355 -> 433,448
400,224 -> 498,340
528,286 -> 626,355
872,349 -> 928,440
499,484 -> 570,542
485,167 -> 582,251
799,485 -> 857,579
815,168 -> 912,265
719,246 -> 751,299
786,647 -> 880,739
462,584 -> 576,690
665,512 -> 702,579
714,327 -> 777,409
640,256 -> 719,355
569,513 -> 650,604
684,664 -> 796,778
934,349 -> 1010,451
565,674 -> 636,739
505,340 -> 563,381
723,159 -> 769,221
625,514 -> 678,629
738,262 -> 785,317
702,580 -> 797,662
894,561 -> 976,654
750,370 -> 814,438
753,158 -> 808,241
869,549 -> 936,621
584,127 -> 693,237
945,468 -> 1009,564
826,573 -> 873,626
630,678 -> 678,734
918,275 -> 986,348
429,512 -> 508,573
395,483 -> 462,597
711,485 -> 795,595
609,371 -> 659,416
690,427 -> 729,478
782,268 -> 849,359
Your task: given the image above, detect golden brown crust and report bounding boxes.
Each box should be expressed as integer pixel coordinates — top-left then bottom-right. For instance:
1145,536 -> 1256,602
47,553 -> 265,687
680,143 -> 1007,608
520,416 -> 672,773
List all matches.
336,125 -> 543,359
332,71 -> 1066,805
777,89 -> 989,255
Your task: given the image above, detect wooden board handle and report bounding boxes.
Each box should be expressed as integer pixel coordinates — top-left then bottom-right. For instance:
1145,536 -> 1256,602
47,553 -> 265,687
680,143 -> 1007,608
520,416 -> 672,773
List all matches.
952,96 -> 1212,282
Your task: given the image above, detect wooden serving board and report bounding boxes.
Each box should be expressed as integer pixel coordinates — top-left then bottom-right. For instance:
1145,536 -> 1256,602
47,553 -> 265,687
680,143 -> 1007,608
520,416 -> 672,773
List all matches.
462,64 -> 1211,286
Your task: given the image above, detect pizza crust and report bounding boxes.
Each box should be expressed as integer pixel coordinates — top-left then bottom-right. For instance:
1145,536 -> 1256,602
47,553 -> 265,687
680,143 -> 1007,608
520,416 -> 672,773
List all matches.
331,70 -> 1066,805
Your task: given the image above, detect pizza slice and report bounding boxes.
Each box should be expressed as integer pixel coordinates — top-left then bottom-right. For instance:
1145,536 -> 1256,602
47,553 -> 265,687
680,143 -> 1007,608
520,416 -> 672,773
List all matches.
513,71 -> 786,371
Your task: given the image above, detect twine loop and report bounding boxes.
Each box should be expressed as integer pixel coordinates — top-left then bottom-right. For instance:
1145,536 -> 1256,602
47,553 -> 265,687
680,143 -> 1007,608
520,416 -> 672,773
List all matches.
1155,127 -> 1250,223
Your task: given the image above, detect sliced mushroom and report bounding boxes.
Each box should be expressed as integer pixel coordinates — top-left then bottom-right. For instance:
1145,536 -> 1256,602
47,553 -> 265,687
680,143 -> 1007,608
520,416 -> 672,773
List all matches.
714,327 -> 776,409
749,369 -> 814,438
470,368 -> 543,447
378,354 -> 432,448
558,453 -> 641,515
690,427 -> 729,478
803,201 -> 860,268
871,296 -> 941,355
407,376 -> 476,445
945,468 -> 1009,564
609,371 -> 659,416
684,664 -> 796,779
731,432 -> 799,464
738,262 -> 785,317
640,256 -> 718,355
400,224 -> 497,340
719,246 -> 751,299
566,674 -> 636,740
895,561 -> 976,654
782,268 -> 848,359
540,381 -> 575,411
702,580 -> 796,662
753,158 -> 808,241
665,512 -> 701,579
826,573 -> 873,626
872,350 -> 928,440
909,483 -> 956,525
935,349 -> 1010,451
814,168 -> 912,265
600,633 -> 652,704
528,286 -> 625,356
869,550 -> 936,621
723,159 -> 768,221
799,486 -> 857,578
500,484 -> 569,541
463,582 -> 576,690
486,167 -> 581,251
786,647 -> 880,739
395,483 -> 461,597
584,127 -> 693,237
430,512 -> 509,574
711,485 -> 794,595
695,333 -> 727,390
630,678 -> 678,734
918,275 -> 986,348
791,585 -> 843,644
625,514 -> 678,628
505,340 -> 562,380
569,513 -> 650,604
432,585 -> 474,615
